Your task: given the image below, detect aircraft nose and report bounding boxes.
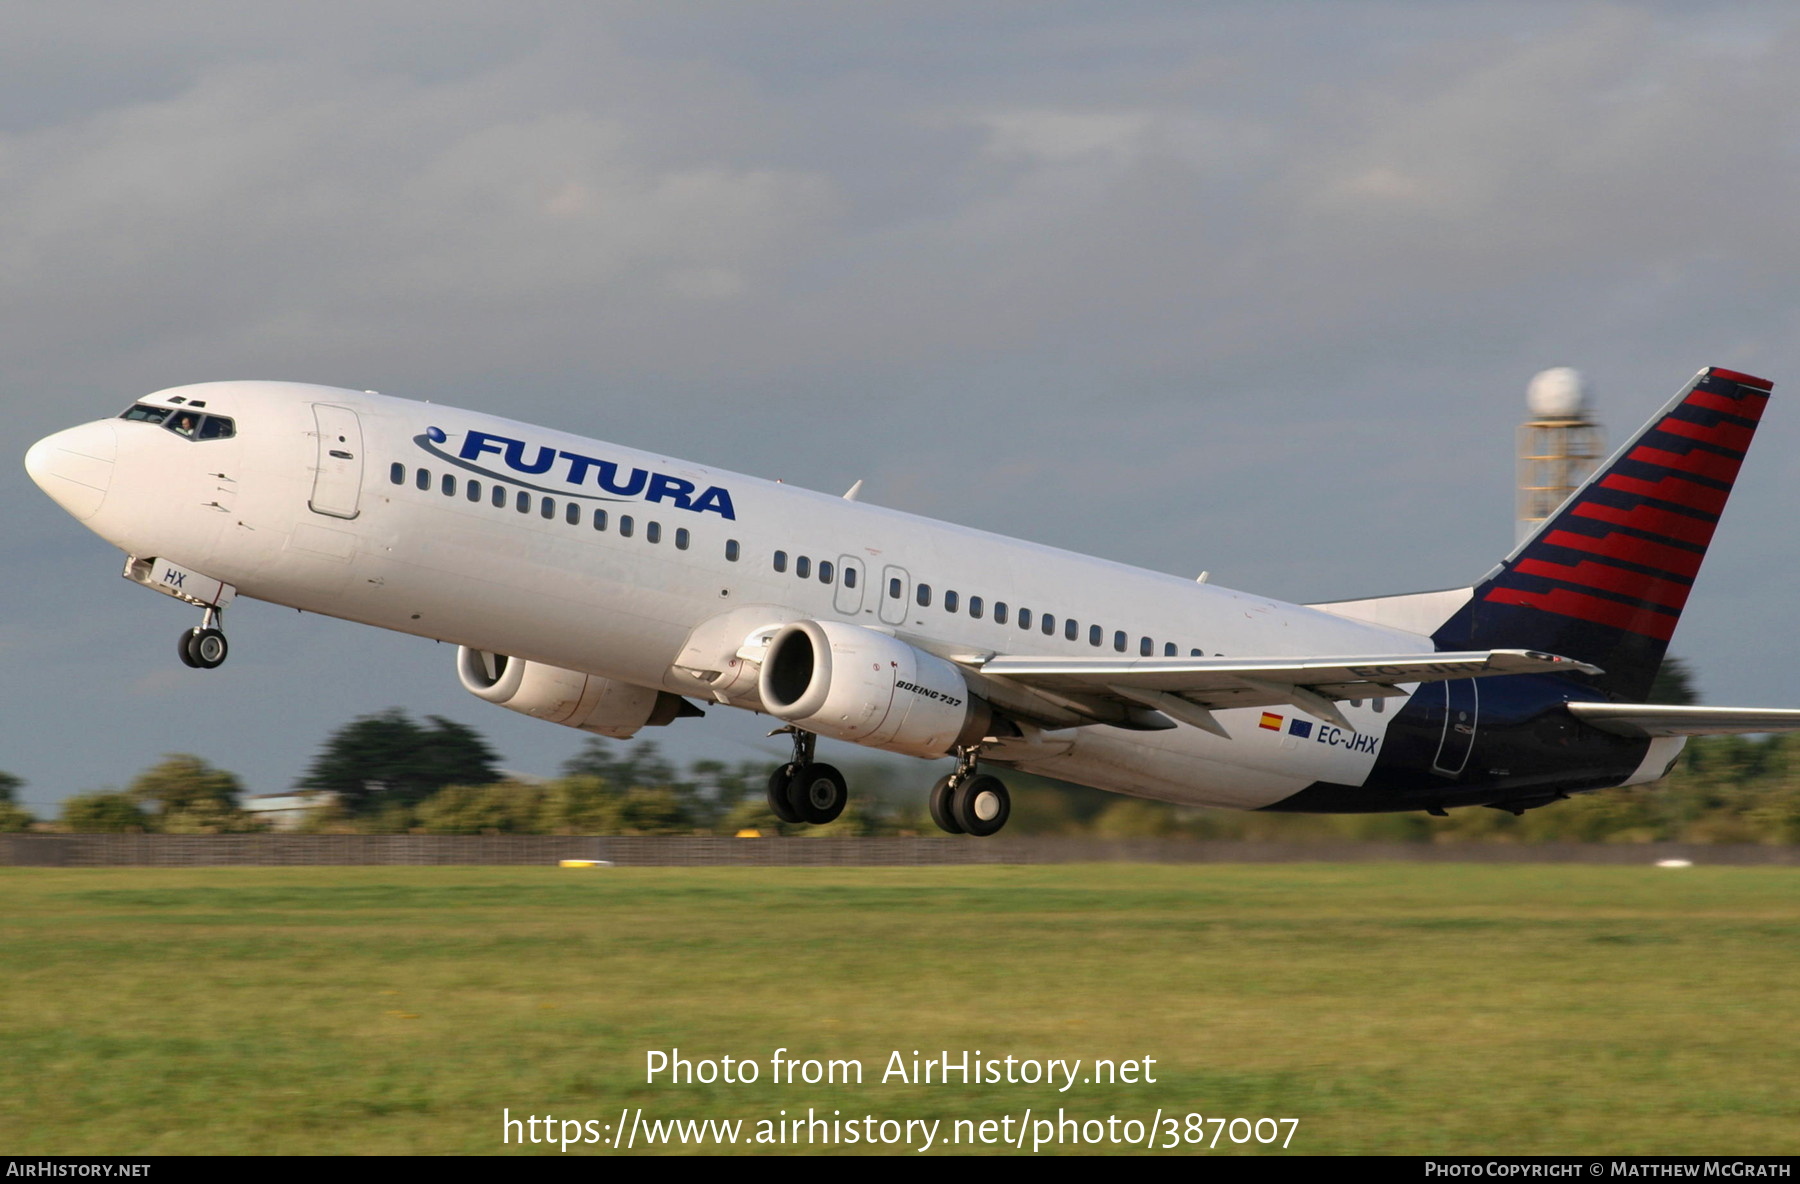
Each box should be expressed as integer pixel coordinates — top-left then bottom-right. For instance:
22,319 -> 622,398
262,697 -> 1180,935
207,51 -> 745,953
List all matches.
25,421 -> 116,521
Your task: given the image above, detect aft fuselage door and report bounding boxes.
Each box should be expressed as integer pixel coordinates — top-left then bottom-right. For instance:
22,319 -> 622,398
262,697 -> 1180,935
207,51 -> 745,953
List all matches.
1431,679 -> 1479,777
309,404 -> 364,520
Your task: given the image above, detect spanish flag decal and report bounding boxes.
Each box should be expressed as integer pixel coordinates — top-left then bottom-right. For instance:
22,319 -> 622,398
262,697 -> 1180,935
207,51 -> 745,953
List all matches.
1258,712 -> 1283,731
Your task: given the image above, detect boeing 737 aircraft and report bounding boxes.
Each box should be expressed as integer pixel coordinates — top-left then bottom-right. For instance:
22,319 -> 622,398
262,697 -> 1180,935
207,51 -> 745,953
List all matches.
25,366 -> 1800,834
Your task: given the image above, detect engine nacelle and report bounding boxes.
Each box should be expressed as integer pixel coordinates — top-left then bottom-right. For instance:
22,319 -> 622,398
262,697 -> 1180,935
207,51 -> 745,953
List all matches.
457,647 -> 692,738
758,621 -> 990,758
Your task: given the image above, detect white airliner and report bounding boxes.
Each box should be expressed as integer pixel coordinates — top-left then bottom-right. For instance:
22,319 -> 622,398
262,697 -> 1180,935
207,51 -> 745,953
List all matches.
25,367 -> 1800,834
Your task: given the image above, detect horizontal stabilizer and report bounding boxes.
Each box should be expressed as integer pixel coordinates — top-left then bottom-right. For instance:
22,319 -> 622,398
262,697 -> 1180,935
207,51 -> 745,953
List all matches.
1567,702 -> 1800,737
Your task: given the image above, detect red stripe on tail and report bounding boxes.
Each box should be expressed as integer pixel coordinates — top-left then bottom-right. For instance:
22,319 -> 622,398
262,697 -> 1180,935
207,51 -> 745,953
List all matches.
1627,444 -> 1744,485
1688,389 -> 1769,418
1704,367 -> 1773,392
1482,585 -> 1679,641
1541,529 -> 1704,578
1574,500 -> 1718,548
1599,472 -> 1729,517
1513,557 -> 1692,612
1658,417 -> 1753,452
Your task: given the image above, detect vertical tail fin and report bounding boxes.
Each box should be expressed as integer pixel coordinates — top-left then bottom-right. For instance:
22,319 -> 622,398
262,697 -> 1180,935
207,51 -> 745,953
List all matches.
1434,366 -> 1773,700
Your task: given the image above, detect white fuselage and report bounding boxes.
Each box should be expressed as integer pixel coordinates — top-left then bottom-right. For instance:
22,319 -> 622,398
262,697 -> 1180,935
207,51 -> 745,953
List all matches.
29,380 -> 1440,810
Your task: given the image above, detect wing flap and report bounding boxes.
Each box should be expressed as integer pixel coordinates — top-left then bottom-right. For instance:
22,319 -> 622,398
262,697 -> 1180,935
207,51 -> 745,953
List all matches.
975,649 -> 1597,698
967,648 -> 1598,736
1568,703 -> 1800,737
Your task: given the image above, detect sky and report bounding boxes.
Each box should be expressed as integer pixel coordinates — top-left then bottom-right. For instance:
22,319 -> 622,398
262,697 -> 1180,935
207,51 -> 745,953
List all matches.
7,2 -> 1800,814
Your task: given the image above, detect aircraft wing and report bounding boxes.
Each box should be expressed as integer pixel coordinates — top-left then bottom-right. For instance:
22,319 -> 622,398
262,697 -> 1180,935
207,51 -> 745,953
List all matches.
1566,703 -> 1800,737
967,649 -> 1598,736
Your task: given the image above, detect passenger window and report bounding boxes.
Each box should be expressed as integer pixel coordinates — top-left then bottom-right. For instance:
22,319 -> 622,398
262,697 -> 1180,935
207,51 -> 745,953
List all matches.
1140,637 -> 1153,657
540,497 -> 555,519
620,515 -> 635,538
917,584 -> 932,607
1018,608 -> 1032,630
819,560 -> 833,583
1190,648 -> 1203,657
566,503 -> 581,525
1373,699 -> 1385,714
676,528 -> 690,550
467,479 -> 482,502
889,577 -> 902,599
969,596 -> 983,619
516,491 -> 530,513
197,417 -> 235,440
442,473 -> 456,496
725,539 -> 739,561
843,566 -> 855,588
1065,619 -> 1079,642
1164,643 -> 1177,657
593,508 -> 608,531
389,462 -> 404,485
1090,624 -> 1102,647
994,602 -> 1008,625
944,590 -> 959,613
647,522 -> 662,544
492,485 -> 507,508
774,550 -> 788,573
1113,631 -> 1127,653
1041,614 -> 1055,636
416,468 -> 431,491
796,556 -> 811,579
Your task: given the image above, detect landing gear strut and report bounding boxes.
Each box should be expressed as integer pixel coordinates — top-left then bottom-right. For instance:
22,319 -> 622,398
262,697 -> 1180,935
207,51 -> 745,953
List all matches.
177,606 -> 229,670
765,728 -> 847,826
928,745 -> 1010,837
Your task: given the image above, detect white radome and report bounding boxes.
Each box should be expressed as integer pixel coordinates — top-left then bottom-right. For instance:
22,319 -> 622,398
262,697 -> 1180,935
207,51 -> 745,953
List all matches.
1526,367 -> 1589,419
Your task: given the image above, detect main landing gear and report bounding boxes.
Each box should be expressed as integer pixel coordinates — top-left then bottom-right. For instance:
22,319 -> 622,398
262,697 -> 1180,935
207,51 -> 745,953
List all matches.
766,728 -> 848,825
177,606 -> 229,670
763,733 -> 1012,836
927,745 -> 1010,837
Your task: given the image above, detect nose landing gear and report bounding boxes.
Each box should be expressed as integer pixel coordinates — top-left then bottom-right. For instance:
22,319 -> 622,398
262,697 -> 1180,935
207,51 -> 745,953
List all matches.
177,607 -> 229,670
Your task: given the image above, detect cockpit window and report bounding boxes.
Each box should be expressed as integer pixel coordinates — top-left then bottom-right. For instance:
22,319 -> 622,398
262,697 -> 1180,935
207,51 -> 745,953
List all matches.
120,403 -> 236,440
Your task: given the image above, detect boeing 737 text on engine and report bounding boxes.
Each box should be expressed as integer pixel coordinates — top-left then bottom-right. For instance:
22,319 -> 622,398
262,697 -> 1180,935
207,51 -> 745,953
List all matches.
26,367 -> 1800,834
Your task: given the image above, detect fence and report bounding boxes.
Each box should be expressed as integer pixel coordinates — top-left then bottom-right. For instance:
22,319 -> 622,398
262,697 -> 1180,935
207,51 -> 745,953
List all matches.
3,834 -> 1797,868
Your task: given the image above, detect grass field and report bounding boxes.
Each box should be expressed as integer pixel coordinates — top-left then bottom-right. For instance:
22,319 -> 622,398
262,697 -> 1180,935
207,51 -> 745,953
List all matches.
2,863 -> 1796,1155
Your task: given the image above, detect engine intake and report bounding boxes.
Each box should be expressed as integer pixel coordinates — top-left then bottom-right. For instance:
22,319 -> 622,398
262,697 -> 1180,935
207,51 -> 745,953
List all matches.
758,620 -> 990,758
457,647 -> 696,737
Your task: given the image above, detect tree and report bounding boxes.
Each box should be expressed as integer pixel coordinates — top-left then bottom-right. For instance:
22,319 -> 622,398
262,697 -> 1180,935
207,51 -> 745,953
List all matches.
59,791 -> 150,833
561,738 -> 680,790
129,754 -> 242,815
297,709 -> 501,814
0,772 -> 33,832
1649,656 -> 1699,705
128,754 -> 264,834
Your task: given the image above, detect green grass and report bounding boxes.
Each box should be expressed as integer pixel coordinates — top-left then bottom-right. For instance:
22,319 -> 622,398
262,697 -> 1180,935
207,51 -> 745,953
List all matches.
1,863 -> 1796,1155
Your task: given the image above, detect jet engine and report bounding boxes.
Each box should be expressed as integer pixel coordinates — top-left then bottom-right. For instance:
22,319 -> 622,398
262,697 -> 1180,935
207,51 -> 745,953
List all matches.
757,620 -> 990,757
457,647 -> 697,737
